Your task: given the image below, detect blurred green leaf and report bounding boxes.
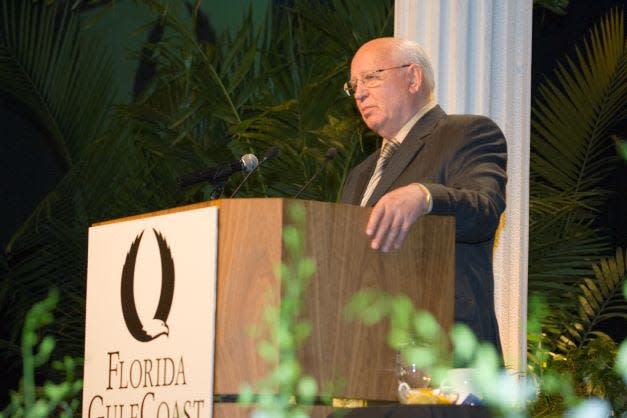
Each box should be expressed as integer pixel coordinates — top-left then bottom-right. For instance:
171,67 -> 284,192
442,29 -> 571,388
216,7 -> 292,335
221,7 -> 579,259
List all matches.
617,341 -> 627,383
238,383 -> 255,405
413,311 -> 442,343
615,138 -> 627,161
451,324 -> 478,366
297,376 -> 317,403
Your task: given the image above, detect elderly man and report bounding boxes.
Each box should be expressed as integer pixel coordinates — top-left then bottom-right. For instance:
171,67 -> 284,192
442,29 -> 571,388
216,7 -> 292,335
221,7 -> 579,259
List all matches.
340,37 -> 507,352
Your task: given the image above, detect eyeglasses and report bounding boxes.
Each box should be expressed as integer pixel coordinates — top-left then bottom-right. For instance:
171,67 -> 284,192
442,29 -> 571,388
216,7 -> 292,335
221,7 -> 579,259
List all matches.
343,64 -> 412,96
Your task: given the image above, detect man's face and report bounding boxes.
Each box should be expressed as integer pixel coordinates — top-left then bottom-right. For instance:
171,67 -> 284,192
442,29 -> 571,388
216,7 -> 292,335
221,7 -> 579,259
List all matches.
350,42 -> 416,139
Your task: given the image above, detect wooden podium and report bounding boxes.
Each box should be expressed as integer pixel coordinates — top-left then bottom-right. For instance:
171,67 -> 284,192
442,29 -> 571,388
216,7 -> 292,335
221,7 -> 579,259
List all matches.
106,198 -> 455,416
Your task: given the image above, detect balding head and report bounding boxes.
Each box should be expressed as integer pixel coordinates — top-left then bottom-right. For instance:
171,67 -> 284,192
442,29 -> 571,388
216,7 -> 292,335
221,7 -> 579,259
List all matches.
356,38 -> 435,97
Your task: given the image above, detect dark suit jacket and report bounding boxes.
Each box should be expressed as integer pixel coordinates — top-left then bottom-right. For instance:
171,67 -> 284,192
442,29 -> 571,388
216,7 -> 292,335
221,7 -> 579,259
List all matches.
341,105 -> 507,353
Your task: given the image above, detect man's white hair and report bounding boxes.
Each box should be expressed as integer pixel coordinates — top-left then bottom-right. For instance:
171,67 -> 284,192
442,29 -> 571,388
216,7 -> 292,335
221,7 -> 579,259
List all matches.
389,38 -> 436,98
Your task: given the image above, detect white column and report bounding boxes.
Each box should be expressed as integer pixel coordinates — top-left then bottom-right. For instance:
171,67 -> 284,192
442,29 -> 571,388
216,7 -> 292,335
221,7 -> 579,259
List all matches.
395,0 -> 531,373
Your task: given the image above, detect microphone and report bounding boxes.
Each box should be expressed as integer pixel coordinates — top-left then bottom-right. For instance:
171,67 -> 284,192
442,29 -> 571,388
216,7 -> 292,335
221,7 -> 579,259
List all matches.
263,146 -> 280,162
293,147 -> 337,198
230,146 -> 280,197
177,154 -> 259,188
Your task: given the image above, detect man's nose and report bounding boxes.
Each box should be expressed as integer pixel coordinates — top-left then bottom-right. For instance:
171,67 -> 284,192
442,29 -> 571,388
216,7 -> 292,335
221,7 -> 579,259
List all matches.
354,81 -> 368,100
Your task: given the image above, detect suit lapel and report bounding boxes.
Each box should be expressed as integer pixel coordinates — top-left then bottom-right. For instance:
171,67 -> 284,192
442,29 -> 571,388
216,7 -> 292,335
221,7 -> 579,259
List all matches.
349,153 -> 378,204
366,106 -> 446,206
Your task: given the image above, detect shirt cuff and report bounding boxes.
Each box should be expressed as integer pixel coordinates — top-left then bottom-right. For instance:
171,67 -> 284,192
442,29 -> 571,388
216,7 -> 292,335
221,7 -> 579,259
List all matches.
414,183 -> 433,214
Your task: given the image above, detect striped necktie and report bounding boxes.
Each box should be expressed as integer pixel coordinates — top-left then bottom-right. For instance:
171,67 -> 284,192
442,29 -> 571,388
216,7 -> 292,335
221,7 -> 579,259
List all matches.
360,139 -> 401,206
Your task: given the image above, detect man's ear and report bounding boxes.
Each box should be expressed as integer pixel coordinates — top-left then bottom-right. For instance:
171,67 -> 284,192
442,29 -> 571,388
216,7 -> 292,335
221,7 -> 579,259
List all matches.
408,64 -> 423,94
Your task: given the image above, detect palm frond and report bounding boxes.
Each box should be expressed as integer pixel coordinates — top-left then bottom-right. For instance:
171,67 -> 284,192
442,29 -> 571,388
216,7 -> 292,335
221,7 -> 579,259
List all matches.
0,0 -> 114,165
533,0 -> 570,15
531,9 -> 626,193
529,9 -> 626,294
119,0 -> 392,202
290,0 -> 394,58
0,119 -> 196,370
0,0 -> 115,250
553,248 -> 627,353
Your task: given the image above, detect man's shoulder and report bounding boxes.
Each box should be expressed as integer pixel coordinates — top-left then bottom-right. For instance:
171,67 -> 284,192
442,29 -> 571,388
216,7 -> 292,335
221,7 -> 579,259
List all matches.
435,113 -> 504,138
419,106 -> 499,132
441,112 -> 497,126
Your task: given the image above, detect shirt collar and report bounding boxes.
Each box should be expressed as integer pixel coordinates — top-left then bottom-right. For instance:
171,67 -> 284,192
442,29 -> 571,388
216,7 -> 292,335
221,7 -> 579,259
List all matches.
385,99 -> 438,146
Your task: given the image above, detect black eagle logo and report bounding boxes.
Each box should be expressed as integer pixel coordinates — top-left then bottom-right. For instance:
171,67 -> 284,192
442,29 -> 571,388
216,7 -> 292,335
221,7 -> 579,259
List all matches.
120,229 -> 175,342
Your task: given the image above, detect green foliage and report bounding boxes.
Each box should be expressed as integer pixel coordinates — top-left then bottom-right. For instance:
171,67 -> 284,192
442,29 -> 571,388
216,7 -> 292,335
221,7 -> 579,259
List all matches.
529,9 -> 626,297
566,338 -> 625,412
527,9 -> 627,415
615,136 -> 627,161
238,203 -> 321,417
0,290 -> 82,418
615,283 -> 627,385
347,290 -> 626,417
0,0 -> 116,378
0,0 -> 113,169
533,0 -> 570,15
345,290 -> 450,378
347,291 -> 539,417
527,296 -> 625,417
552,248 -> 627,353
115,0 -> 392,203
527,249 -> 627,416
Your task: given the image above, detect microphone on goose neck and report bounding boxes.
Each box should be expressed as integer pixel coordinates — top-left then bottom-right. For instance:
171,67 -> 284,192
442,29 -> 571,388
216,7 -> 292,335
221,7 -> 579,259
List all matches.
177,153 -> 259,188
230,146 -> 280,198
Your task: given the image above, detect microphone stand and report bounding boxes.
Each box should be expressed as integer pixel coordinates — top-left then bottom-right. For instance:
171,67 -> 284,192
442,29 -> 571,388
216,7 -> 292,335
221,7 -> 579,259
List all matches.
229,168 -> 257,198
209,174 -> 231,200
210,183 -> 225,200
293,148 -> 337,199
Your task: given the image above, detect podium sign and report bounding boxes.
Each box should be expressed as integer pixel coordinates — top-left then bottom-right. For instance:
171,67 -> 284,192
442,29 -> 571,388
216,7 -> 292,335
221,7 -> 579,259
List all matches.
82,207 -> 219,418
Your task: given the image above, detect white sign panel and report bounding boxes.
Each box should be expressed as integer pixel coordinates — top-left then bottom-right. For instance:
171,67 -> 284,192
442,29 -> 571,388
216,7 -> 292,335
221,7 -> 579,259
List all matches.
82,207 -> 218,418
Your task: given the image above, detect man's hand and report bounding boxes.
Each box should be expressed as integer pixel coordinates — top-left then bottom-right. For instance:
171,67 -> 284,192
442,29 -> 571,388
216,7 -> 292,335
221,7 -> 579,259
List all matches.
366,184 -> 431,252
